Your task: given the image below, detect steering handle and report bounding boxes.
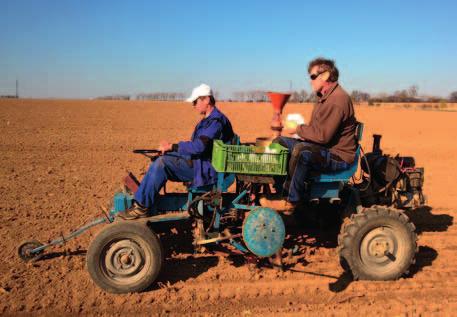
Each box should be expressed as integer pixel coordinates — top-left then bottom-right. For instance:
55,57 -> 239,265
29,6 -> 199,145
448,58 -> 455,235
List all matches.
132,149 -> 161,161
133,149 -> 161,154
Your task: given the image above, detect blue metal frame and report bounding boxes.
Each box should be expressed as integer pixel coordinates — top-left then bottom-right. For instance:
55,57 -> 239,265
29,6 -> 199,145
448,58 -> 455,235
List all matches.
29,125 -> 364,257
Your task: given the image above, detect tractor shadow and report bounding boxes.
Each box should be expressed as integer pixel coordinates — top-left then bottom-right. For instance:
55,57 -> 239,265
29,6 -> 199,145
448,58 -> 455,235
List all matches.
400,205 -> 452,278
284,203 -> 342,249
37,249 -> 87,261
149,221 -> 220,288
327,246 -> 439,293
403,206 -> 451,277
156,256 -> 220,287
407,246 -> 438,277
404,205 -> 453,234
286,205 -> 449,292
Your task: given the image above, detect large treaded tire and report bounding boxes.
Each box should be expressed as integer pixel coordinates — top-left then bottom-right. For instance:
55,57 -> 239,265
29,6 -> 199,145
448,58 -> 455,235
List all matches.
338,205 -> 417,280
87,222 -> 163,294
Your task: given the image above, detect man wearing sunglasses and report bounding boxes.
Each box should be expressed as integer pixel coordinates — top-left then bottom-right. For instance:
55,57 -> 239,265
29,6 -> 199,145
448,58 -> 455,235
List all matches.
120,83 -> 234,219
261,58 -> 357,214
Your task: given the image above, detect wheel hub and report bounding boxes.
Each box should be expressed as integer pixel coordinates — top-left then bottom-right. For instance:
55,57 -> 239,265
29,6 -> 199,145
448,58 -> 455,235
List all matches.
368,238 -> 390,257
242,207 -> 285,257
120,253 -> 132,265
18,240 -> 44,262
105,240 -> 144,277
360,226 -> 397,265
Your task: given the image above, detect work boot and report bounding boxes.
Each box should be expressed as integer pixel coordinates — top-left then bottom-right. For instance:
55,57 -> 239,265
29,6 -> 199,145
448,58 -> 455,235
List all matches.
117,203 -> 149,220
259,195 -> 296,215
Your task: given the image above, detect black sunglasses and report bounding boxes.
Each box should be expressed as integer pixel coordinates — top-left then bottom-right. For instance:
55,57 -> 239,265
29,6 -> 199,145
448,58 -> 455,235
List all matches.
309,71 -> 324,80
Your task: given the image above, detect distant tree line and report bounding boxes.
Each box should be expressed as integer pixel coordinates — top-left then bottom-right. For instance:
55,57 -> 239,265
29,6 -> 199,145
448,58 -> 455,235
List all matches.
448,91 -> 457,102
94,86 -> 457,103
95,92 -> 186,101
95,95 -> 131,100
352,86 -> 457,103
136,92 -> 186,101
231,90 -> 310,103
136,91 -> 220,101
367,85 -> 421,103
340,85 -> 457,104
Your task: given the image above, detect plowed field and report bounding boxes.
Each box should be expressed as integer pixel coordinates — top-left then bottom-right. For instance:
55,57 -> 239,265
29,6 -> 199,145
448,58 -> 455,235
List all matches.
1,99 -> 456,316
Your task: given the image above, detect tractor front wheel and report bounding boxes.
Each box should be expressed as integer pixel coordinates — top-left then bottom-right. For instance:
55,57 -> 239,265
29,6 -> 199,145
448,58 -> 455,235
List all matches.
338,206 -> 417,280
87,221 -> 163,293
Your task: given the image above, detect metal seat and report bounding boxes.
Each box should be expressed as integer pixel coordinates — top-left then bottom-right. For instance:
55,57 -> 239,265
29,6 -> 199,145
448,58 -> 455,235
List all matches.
309,122 -> 363,199
312,122 -> 363,183
189,134 -> 240,193
312,146 -> 361,182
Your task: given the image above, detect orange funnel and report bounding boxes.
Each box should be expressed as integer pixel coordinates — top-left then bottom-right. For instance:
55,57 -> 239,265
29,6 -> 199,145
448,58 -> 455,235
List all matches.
267,92 -> 291,114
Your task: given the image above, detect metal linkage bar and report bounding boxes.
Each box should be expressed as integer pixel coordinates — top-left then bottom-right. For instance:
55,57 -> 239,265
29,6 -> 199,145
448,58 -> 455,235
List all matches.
30,216 -> 109,255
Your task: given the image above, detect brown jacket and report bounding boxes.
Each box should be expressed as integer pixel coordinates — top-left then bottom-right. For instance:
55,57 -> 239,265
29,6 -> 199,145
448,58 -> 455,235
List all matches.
296,83 -> 357,163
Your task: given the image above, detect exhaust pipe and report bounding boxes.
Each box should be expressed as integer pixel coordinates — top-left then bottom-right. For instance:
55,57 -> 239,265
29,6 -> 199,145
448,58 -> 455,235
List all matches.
372,134 -> 382,155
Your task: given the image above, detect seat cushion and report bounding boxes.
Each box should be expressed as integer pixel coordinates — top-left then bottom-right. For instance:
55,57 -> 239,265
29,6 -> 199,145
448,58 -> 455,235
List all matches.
312,146 -> 360,183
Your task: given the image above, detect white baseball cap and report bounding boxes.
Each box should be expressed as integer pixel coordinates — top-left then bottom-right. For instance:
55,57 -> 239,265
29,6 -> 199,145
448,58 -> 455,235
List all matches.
185,83 -> 213,103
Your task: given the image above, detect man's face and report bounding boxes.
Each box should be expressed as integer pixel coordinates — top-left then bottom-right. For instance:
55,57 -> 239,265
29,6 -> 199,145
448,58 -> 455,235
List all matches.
309,65 -> 327,93
193,96 -> 211,115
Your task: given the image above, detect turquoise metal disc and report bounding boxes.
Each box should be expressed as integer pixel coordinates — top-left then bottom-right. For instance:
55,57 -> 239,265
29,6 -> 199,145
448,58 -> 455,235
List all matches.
242,207 -> 285,257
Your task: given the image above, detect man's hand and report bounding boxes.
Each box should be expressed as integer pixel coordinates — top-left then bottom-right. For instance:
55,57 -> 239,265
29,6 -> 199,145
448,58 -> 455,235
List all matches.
282,126 -> 298,136
158,141 -> 173,154
282,120 -> 298,136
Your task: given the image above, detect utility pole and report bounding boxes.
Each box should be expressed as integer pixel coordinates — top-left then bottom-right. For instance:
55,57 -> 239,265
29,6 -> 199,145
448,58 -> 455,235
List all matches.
16,79 -> 18,98
289,80 -> 292,92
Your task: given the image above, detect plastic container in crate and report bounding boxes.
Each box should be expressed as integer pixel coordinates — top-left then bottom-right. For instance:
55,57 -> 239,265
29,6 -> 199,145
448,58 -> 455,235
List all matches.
212,140 -> 289,175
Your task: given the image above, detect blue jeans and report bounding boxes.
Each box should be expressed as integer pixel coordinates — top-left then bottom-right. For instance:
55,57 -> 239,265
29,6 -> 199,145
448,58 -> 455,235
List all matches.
275,137 -> 350,203
134,152 -> 194,210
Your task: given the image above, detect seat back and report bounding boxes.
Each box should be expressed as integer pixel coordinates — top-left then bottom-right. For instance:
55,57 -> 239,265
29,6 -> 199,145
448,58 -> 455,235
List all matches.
355,121 -> 364,142
189,133 -> 240,193
309,122 -> 363,198
230,133 -> 241,145
312,122 -> 363,183
216,133 -> 240,190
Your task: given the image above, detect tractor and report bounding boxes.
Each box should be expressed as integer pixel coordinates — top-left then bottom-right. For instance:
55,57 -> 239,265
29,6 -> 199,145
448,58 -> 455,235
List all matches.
18,121 -> 425,293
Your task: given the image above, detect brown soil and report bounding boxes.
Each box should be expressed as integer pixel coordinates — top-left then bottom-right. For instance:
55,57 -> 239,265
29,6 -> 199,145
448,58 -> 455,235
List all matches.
1,99 -> 456,316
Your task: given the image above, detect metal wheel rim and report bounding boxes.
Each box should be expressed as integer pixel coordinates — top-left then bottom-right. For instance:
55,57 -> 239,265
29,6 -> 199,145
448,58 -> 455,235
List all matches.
18,241 -> 44,261
101,238 -> 150,286
360,225 -> 405,273
242,207 -> 285,257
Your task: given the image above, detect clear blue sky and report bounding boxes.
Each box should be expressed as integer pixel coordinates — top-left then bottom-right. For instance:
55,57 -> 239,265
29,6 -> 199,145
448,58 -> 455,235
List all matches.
1,0 -> 456,98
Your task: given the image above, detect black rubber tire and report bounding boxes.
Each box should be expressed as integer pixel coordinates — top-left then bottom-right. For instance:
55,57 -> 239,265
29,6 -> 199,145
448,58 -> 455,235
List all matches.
17,240 -> 44,262
86,222 -> 163,294
338,205 -> 417,280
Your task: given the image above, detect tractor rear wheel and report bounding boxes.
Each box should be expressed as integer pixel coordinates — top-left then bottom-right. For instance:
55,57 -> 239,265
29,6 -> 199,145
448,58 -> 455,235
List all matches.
87,221 -> 163,293
338,205 -> 417,280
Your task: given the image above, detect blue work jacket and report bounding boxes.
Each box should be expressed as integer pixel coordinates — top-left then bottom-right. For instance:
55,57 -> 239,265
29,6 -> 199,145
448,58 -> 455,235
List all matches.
176,107 -> 234,187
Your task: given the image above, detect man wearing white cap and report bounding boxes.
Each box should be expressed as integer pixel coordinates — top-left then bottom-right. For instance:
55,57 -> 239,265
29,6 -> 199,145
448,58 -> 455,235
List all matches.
120,84 -> 234,219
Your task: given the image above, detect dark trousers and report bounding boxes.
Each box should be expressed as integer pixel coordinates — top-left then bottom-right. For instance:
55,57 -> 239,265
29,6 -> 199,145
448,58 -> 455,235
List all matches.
274,137 -> 350,203
134,152 -> 193,210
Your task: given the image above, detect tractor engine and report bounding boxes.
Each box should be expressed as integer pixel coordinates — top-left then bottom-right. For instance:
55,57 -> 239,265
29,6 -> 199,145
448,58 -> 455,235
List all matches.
357,134 -> 425,209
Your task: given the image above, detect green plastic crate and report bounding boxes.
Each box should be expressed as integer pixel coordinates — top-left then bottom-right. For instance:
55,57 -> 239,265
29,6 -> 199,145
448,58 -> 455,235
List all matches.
212,140 -> 289,175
